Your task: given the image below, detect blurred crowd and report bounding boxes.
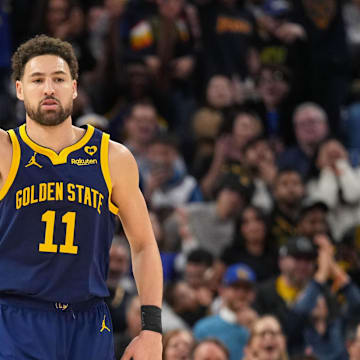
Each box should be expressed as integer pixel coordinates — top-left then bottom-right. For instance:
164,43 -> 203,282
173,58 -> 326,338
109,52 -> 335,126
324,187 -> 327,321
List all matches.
4,0 -> 360,359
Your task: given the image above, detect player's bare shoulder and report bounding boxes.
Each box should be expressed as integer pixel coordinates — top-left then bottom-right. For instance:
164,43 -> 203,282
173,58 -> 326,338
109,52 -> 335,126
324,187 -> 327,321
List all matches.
108,140 -> 139,189
0,128 -> 14,185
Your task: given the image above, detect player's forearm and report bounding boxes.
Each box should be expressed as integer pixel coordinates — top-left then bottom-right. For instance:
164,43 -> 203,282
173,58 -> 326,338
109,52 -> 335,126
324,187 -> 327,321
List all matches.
131,241 -> 163,308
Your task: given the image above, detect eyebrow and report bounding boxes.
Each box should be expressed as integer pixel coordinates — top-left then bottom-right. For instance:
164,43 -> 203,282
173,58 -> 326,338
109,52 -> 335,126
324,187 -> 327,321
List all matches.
29,71 -> 67,77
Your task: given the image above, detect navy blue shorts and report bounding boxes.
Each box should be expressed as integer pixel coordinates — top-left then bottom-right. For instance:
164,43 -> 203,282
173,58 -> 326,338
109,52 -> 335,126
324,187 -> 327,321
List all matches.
0,295 -> 115,360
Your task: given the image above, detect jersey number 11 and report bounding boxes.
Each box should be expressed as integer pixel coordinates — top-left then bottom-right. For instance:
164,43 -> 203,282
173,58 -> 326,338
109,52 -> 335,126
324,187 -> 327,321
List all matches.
39,210 -> 78,254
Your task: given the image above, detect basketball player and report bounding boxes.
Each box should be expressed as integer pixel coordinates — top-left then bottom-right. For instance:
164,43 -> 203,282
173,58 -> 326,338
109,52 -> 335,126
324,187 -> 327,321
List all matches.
0,35 -> 163,359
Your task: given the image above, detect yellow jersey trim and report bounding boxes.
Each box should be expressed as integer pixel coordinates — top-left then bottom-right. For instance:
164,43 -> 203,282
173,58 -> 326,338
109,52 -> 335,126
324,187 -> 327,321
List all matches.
0,130 -> 21,200
100,133 -> 119,215
19,124 -> 95,165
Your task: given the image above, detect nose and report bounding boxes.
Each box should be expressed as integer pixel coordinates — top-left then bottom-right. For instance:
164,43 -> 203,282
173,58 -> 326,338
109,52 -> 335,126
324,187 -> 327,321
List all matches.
43,78 -> 55,96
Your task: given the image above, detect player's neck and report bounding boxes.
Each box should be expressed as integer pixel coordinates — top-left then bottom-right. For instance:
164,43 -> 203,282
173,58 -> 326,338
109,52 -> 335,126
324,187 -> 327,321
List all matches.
25,117 -> 83,153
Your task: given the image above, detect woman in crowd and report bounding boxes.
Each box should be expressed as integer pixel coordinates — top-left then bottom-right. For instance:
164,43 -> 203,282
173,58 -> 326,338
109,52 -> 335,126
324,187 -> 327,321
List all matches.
163,329 -> 195,360
243,315 -> 288,360
220,205 -> 278,283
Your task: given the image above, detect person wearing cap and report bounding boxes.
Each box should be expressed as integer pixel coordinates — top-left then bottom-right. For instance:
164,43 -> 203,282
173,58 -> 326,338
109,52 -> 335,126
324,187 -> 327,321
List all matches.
253,235 -> 318,354
193,263 -> 258,360
289,235 -> 360,360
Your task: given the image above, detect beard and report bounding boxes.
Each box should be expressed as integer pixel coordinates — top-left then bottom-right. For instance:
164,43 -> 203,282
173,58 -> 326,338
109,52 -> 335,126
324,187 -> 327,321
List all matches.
25,97 -> 73,126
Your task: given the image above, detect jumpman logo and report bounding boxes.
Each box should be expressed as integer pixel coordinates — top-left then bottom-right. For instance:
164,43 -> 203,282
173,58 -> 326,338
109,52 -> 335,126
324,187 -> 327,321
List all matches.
25,152 -> 42,168
100,315 -> 111,333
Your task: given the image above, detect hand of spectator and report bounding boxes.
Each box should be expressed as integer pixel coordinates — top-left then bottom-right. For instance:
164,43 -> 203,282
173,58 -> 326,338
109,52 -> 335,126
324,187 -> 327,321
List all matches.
195,286 -> 214,307
145,56 -> 161,76
213,135 -> 232,162
316,143 -> 332,170
236,307 -> 258,330
314,248 -> 333,284
274,23 -> 306,44
171,56 -> 194,79
331,261 -> 350,290
326,140 -> 349,175
317,140 -> 349,173
314,234 -> 334,256
175,207 -> 194,241
314,235 -> 334,284
144,164 -> 171,197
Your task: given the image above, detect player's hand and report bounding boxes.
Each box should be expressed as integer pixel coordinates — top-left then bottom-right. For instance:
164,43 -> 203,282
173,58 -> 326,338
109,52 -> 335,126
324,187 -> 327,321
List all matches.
121,330 -> 162,360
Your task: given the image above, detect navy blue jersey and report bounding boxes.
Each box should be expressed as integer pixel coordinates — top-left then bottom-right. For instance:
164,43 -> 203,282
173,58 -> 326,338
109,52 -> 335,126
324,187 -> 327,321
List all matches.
0,124 -> 118,303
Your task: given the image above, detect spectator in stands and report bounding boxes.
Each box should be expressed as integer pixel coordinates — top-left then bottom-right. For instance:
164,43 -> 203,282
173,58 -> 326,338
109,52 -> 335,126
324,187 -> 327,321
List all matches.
243,315 -> 288,360
193,263 -> 257,360
254,235 -> 318,354
30,0 -> 96,75
243,136 -> 278,212
290,234 -> 360,360
121,101 -> 160,172
219,205 -> 278,283
165,280 -> 210,327
270,168 -> 305,247
248,64 -> 294,148
306,138 -> 360,241
163,172 -> 254,257
252,0 -> 307,98
196,0 -> 257,82
291,0 -> 350,135
105,236 -> 135,334
201,110 -> 263,198
190,74 -> 235,177
164,249 -> 214,327
163,329 -> 195,360
142,133 -> 203,213
183,248 -> 214,290
346,321 -> 360,360
336,226 -> 360,287
114,295 -> 142,358
296,199 -> 329,241
277,102 -> 329,179
192,338 -> 230,360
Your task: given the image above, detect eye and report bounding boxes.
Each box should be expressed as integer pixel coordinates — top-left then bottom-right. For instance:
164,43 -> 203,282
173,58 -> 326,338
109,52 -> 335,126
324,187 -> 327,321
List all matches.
32,78 -> 43,84
54,78 -> 65,83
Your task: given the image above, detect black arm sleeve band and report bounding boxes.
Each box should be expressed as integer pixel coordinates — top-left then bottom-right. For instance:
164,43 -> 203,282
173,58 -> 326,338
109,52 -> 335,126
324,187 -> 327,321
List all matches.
141,305 -> 162,334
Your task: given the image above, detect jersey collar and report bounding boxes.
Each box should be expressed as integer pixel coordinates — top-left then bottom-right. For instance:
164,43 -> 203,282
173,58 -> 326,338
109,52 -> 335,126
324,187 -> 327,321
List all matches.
19,124 -> 95,165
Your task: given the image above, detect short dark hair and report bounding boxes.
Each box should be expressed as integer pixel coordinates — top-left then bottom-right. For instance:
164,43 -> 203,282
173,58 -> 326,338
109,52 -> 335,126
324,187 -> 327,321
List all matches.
11,34 -> 79,81
187,248 -> 214,267
275,167 -> 303,183
149,133 -> 179,151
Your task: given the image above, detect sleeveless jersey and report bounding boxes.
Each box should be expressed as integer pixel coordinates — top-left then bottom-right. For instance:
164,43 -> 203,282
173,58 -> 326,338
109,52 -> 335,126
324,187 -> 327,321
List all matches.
0,124 -> 118,303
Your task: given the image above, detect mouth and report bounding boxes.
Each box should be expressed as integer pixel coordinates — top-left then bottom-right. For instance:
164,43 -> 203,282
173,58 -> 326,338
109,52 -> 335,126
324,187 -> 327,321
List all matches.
264,345 -> 276,353
41,99 -> 58,110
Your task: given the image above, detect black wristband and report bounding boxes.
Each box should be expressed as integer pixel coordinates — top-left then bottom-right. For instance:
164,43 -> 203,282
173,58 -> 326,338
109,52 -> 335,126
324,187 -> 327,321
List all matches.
141,305 -> 162,334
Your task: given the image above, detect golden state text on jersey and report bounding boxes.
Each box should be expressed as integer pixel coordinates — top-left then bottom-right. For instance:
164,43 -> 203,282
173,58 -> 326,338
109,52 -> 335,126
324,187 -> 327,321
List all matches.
0,125 -> 118,303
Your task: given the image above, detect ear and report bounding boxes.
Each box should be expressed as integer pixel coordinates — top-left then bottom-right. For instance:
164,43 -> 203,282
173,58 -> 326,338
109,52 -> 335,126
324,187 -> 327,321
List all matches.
16,80 -> 24,101
72,80 -> 78,99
